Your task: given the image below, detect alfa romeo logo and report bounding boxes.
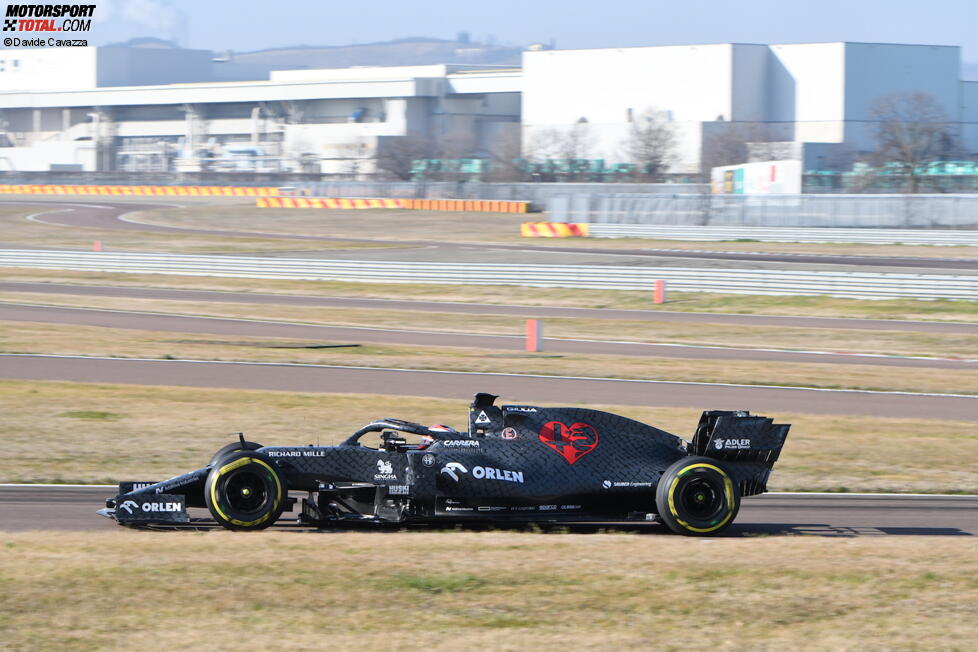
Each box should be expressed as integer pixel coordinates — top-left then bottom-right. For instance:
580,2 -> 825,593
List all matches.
538,421 -> 599,465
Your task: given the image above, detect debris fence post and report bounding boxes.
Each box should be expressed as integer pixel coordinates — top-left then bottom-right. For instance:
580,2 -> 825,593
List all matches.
525,319 -> 543,352
654,279 -> 666,304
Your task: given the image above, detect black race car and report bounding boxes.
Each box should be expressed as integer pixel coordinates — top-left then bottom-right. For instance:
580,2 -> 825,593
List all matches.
99,393 -> 790,536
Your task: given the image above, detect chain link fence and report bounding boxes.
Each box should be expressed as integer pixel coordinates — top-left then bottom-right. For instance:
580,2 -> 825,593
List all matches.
548,193 -> 978,228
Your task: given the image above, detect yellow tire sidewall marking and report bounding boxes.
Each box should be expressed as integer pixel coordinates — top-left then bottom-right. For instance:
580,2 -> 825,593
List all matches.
667,462 -> 735,533
209,457 -> 283,528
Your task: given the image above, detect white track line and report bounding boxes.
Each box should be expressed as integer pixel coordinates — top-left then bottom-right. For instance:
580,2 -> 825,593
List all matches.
11,281 -> 977,331
115,203 -> 188,223
4,353 -> 977,399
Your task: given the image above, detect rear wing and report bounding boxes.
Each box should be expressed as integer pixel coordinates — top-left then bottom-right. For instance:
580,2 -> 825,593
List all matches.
689,410 -> 790,465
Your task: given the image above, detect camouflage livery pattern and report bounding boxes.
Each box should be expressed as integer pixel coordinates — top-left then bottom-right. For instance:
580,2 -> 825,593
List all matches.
101,393 -> 790,532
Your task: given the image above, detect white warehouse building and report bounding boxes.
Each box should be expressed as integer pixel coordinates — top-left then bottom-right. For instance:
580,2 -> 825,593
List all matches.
0,41 -> 976,175
522,41 -> 978,173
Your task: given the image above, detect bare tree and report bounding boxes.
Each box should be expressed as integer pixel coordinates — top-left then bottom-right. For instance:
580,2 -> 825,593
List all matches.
699,123 -> 769,178
375,129 -> 491,181
524,123 -> 596,180
526,123 -> 595,161
867,91 -> 958,193
373,133 -> 437,180
484,128 -> 524,182
621,109 -> 675,181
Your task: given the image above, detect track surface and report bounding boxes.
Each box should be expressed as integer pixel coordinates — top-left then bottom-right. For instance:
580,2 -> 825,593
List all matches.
3,281 -> 978,334
3,301 -> 974,369
3,354 -> 976,420
2,485 -> 974,536
7,199 -> 978,270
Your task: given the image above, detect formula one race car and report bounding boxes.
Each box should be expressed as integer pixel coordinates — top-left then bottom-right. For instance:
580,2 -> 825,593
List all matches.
99,393 -> 790,536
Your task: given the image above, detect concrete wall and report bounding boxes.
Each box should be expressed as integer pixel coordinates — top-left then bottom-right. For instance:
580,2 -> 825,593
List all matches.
842,43 -> 961,150
0,141 -> 96,171
0,47 -> 270,92
0,48 -> 98,91
768,43 -> 846,144
961,81 -> 978,155
522,44 -> 739,172
524,45 -> 734,124
96,48 -> 215,87
730,44 -> 770,122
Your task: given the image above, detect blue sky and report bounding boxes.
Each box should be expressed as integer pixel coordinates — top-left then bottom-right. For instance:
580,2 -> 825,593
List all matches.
85,0 -> 978,64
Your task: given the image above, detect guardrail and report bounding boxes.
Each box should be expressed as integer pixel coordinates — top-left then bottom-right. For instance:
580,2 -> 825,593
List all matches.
584,224 -> 978,245
1,250 -> 975,300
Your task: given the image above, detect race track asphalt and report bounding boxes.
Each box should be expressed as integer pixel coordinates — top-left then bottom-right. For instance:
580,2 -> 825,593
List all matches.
4,281 -> 978,334
3,354 -> 976,420
6,198 -> 978,270
1,485 -> 974,536
3,302 -> 974,369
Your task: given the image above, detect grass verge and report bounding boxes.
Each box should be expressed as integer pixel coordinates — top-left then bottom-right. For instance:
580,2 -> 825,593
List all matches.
3,380 -> 976,493
0,532 -> 975,650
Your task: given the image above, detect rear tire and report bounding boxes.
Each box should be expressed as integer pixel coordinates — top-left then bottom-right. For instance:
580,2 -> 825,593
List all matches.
655,456 -> 739,536
205,451 -> 285,531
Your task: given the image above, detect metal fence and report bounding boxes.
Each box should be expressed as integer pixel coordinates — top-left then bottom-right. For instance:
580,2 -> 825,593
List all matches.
548,193 -> 978,228
1,250 -> 974,300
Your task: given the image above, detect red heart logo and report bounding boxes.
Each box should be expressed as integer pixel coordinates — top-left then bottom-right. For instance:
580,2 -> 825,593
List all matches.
539,421 -> 599,465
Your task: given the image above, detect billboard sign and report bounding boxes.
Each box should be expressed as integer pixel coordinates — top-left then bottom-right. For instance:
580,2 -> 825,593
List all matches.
711,160 -> 802,194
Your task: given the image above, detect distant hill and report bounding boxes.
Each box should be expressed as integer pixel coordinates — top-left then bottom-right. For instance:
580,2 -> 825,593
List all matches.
963,61 -> 978,81
230,37 -> 526,69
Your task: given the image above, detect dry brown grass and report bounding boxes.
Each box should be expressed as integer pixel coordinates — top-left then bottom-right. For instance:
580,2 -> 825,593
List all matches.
3,320 -> 977,396
3,267 -> 976,323
3,380 -> 976,492
0,202 -> 397,253
3,291 -> 977,359
129,202 -> 530,244
0,531 -> 975,650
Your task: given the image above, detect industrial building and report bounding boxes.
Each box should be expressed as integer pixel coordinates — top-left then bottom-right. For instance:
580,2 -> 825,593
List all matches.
0,41 -> 975,176
0,47 -> 521,174
523,42 -> 978,173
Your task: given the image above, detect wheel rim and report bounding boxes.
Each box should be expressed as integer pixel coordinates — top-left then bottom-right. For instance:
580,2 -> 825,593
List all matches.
678,477 -> 722,520
224,469 -> 269,514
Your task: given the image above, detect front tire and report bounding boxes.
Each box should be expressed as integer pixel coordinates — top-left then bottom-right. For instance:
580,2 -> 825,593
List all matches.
208,440 -> 263,467
655,456 -> 739,536
205,451 -> 285,531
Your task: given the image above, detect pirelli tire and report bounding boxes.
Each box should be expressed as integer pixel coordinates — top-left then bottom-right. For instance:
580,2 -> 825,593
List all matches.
204,451 -> 285,531
208,440 -> 263,467
655,456 -> 740,536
